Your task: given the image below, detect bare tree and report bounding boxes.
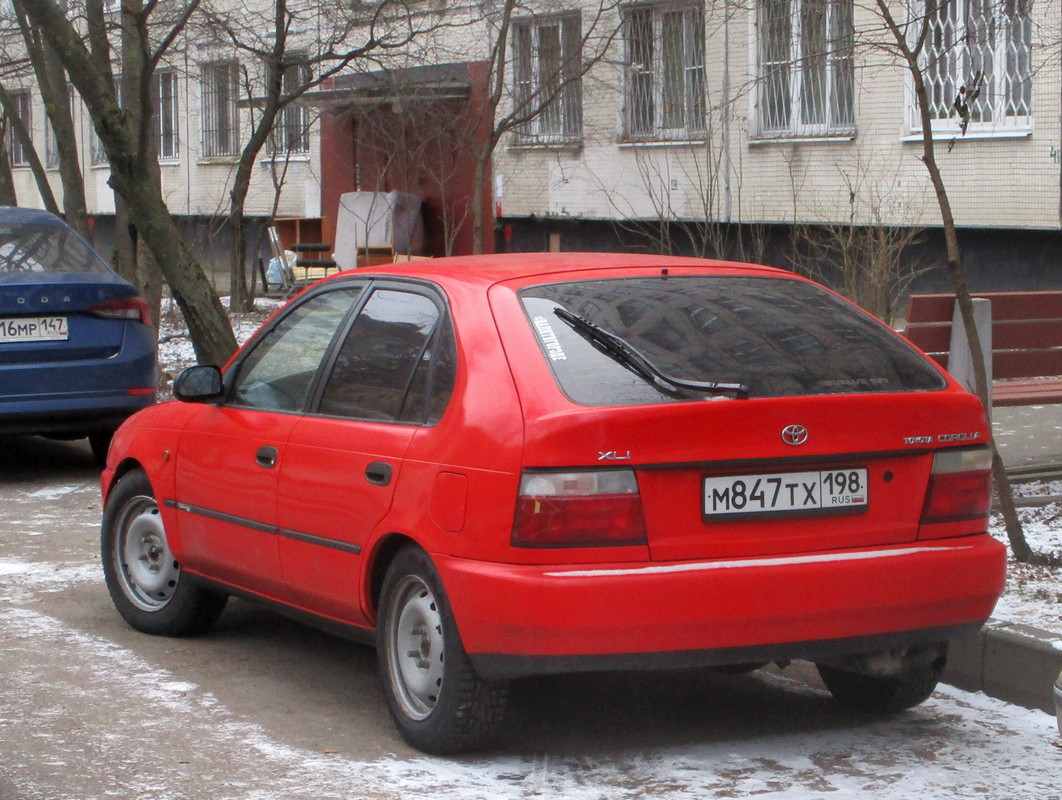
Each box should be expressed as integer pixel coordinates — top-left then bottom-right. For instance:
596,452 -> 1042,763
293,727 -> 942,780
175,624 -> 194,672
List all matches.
12,0 -> 90,238
0,115 -> 16,205
0,81 -> 60,213
18,0 -> 238,365
589,121 -> 770,266
435,0 -> 623,253
870,0 -> 1034,561
787,159 -> 929,324
193,0 -> 445,311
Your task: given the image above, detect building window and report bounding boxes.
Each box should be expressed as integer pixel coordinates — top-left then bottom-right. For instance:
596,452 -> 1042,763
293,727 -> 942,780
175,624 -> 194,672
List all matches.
919,0 -> 1032,133
152,70 -> 179,159
270,58 -> 310,155
623,3 -> 705,140
513,13 -> 583,145
7,91 -> 32,167
201,61 -> 240,157
758,0 -> 854,138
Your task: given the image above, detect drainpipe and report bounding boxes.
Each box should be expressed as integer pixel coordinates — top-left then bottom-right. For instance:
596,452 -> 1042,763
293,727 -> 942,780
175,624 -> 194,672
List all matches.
722,0 -> 732,223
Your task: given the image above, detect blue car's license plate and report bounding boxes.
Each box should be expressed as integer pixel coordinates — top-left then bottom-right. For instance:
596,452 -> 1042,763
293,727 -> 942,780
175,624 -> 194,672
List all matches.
0,316 -> 69,342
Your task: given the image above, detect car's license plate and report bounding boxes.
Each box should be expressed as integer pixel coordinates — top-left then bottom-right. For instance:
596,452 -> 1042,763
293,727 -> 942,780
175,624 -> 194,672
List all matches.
0,316 -> 69,343
704,468 -> 868,517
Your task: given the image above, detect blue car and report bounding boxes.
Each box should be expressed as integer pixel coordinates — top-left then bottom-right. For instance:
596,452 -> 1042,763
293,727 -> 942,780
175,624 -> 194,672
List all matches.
0,207 -> 157,462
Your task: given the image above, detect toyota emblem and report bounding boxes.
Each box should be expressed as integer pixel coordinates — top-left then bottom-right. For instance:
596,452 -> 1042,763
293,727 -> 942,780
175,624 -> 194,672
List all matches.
781,424 -> 808,446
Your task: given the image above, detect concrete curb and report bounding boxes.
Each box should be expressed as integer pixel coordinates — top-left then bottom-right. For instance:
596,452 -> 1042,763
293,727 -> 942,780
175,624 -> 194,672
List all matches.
943,619 -> 1062,714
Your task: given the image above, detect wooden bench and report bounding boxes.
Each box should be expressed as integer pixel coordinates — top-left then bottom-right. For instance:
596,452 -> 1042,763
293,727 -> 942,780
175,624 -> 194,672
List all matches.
904,291 -> 1062,406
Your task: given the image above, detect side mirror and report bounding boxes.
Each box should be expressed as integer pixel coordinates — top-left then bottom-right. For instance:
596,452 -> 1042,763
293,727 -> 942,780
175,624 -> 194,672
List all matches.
173,365 -> 224,403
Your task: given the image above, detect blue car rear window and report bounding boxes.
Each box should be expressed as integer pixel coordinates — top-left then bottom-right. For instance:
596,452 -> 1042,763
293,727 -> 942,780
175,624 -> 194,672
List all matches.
0,223 -> 111,276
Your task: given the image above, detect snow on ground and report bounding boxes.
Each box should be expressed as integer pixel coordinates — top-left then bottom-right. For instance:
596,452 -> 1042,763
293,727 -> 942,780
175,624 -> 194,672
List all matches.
1,591 -> 1060,800
990,498 -> 1062,634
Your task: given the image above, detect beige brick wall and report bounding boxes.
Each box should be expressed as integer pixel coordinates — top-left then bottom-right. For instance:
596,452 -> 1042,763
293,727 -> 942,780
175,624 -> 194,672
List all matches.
496,0 -> 1062,232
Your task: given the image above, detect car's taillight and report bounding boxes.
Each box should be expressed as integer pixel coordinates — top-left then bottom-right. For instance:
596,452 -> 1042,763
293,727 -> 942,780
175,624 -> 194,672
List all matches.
89,296 -> 153,327
920,446 -> 993,525
511,468 -> 648,548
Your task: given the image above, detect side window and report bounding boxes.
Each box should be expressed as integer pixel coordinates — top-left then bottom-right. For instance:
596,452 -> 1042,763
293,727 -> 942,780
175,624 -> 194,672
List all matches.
229,288 -> 362,412
399,315 -> 457,425
319,288 -> 453,423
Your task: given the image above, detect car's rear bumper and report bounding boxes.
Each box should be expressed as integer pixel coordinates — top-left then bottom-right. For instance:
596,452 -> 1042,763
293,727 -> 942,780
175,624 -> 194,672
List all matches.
435,534 -> 1006,680
0,394 -> 155,436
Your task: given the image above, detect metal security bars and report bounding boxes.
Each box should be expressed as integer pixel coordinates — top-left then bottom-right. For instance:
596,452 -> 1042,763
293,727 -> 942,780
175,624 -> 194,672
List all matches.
623,3 -> 706,141
201,62 -> 240,158
758,0 -> 854,138
7,91 -> 31,167
920,0 -> 1032,133
513,13 -> 583,145
152,70 -> 180,160
270,59 -> 311,155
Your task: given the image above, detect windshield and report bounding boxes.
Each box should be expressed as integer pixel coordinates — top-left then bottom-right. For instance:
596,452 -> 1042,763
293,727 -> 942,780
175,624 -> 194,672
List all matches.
0,222 -> 111,276
520,275 -> 946,406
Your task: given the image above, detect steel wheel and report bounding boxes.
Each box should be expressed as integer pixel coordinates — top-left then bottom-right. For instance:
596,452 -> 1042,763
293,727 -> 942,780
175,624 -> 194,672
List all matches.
377,547 -> 509,754
101,470 -> 227,637
384,574 -> 447,721
113,495 -> 180,611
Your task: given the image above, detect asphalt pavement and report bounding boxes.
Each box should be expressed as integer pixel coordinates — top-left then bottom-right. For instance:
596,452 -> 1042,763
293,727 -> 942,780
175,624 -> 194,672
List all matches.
942,403 -> 1062,719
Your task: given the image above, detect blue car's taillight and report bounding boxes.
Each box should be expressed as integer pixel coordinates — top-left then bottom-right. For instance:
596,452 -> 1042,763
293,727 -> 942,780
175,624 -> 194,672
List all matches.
88,296 -> 153,327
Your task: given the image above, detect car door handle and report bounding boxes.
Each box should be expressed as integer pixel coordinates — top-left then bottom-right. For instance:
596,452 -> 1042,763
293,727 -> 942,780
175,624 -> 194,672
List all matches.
366,461 -> 392,486
256,446 -> 278,469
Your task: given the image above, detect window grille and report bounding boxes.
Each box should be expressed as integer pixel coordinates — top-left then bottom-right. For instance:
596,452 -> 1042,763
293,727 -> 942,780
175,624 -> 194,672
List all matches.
758,0 -> 855,138
7,91 -> 31,167
270,58 -> 311,155
201,62 -> 240,157
513,13 -> 583,144
622,3 -> 705,141
152,70 -> 179,159
920,0 -> 1032,133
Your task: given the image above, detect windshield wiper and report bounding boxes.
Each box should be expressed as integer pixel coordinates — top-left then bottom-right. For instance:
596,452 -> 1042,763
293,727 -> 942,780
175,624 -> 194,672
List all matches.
553,307 -> 750,400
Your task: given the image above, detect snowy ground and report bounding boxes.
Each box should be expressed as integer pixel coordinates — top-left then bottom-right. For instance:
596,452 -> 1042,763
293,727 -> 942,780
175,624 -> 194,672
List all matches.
992,492 -> 1062,633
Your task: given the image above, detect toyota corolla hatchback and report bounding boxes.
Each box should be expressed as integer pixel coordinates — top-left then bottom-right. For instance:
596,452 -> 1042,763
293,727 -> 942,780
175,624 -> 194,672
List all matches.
100,253 -> 1005,753
0,207 -> 157,461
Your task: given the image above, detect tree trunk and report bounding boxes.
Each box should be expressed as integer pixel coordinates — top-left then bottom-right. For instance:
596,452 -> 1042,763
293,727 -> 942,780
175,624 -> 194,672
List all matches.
0,84 -> 60,214
0,122 -> 17,205
880,0 -> 1034,562
15,0 -> 91,239
114,172 -> 237,364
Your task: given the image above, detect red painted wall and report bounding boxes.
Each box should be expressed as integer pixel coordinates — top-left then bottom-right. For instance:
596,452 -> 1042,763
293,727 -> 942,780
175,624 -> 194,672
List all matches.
318,62 -> 493,257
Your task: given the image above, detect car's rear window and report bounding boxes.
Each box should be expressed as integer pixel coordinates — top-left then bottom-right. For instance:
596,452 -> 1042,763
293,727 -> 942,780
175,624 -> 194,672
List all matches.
0,223 -> 110,276
519,275 -> 946,405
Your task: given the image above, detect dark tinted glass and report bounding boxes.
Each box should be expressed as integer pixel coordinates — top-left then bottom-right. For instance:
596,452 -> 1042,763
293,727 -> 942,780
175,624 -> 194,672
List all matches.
319,289 -> 445,422
520,276 -> 946,406
398,317 -> 456,425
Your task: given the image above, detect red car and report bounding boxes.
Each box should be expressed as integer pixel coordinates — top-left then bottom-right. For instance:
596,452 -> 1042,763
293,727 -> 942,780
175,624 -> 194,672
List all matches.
100,253 -> 1005,753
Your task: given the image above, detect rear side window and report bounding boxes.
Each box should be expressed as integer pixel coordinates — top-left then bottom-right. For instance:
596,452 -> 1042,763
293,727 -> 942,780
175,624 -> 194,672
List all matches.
318,288 -> 454,424
519,276 -> 945,406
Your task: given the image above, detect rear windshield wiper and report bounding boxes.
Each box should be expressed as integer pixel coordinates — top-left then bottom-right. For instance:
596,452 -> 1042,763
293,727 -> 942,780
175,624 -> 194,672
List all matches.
553,307 -> 750,400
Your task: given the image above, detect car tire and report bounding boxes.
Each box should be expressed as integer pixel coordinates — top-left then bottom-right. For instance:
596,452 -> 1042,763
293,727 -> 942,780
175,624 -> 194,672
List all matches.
101,470 -> 227,637
88,431 -> 113,466
816,662 -> 941,714
377,546 -> 509,754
